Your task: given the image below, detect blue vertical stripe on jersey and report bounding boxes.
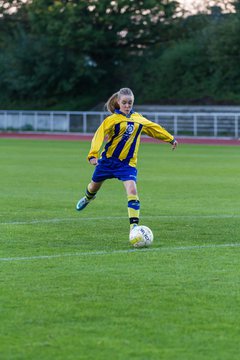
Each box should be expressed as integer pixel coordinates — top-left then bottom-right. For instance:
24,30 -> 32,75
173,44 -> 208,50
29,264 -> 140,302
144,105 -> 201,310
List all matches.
112,121 -> 134,159
102,123 -> 120,159
125,124 -> 143,164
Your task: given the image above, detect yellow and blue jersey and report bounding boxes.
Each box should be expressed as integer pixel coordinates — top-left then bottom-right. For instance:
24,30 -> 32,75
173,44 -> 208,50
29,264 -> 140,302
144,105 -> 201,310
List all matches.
88,110 -> 174,168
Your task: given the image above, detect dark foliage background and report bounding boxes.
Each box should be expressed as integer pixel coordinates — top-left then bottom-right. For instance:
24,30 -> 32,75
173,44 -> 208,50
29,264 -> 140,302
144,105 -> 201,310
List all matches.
1,0 -> 240,109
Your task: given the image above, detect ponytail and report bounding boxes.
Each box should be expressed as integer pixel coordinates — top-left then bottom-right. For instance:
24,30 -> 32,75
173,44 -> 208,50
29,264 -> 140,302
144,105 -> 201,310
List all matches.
106,92 -> 119,113
105,88 -> 134,113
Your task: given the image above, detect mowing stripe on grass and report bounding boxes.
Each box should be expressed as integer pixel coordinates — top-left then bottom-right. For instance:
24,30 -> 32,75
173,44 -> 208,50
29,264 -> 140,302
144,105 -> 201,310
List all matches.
1,243 -> 240,262
1,214 -> 240,226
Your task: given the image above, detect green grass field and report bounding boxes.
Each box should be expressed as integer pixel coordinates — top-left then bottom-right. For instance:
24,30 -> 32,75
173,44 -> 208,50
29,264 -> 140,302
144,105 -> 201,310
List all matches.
1,138 -> 240,360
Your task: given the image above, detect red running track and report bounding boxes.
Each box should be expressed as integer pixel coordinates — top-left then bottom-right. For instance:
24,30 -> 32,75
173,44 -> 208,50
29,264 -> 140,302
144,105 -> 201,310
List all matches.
0,132 -> 239,146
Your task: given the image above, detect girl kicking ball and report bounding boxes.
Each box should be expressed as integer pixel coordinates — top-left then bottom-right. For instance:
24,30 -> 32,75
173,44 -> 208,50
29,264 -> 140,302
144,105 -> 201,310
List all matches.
76,87 -> 177,233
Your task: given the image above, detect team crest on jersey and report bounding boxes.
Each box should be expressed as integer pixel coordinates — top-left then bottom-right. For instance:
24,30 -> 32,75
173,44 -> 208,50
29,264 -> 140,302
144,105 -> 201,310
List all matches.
126,124 -> 134,135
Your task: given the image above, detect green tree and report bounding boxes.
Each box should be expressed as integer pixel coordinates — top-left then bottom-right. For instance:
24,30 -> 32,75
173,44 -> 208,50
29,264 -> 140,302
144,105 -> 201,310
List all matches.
0,0 -> 179,108
128,39 -> 213,104
203,14 -> 240,101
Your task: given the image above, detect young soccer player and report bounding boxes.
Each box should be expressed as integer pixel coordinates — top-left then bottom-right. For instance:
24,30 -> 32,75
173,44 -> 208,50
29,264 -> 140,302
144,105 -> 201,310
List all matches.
76,88 -> 177,232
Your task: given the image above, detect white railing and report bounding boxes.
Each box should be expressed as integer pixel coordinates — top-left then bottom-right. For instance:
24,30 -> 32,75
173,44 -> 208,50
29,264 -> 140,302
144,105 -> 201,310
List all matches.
0,110 -> 239,138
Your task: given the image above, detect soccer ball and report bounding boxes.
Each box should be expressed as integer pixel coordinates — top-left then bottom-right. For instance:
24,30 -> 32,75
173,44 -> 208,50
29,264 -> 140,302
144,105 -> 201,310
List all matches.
129,225 -> 154,248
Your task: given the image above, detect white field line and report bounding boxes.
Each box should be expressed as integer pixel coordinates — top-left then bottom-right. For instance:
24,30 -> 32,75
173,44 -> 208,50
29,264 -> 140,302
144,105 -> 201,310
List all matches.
1,214 -> 240,226
1,243 -> 240,262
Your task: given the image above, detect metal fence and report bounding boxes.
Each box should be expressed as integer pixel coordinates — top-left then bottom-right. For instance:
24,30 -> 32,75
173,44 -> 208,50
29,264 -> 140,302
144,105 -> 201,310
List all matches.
0,110 -> 239,138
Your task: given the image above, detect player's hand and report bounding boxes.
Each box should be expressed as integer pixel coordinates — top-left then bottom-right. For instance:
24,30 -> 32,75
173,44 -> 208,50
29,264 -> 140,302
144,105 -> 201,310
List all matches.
170,139 -> 178,150
89,157 -> 98,165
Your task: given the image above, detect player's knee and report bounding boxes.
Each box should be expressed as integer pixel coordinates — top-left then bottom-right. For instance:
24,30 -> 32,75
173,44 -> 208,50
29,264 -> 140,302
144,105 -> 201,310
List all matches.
125,180 -> 137,195
129,184 -> 137,196
88,181 -> 101,193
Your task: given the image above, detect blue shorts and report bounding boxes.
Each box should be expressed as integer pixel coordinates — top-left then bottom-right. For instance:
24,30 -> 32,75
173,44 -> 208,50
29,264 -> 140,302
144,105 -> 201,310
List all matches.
92,158 -> 138,183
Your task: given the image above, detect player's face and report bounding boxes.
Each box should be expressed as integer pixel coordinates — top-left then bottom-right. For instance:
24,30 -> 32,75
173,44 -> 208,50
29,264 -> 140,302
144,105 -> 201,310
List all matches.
118,95 -> 134,115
